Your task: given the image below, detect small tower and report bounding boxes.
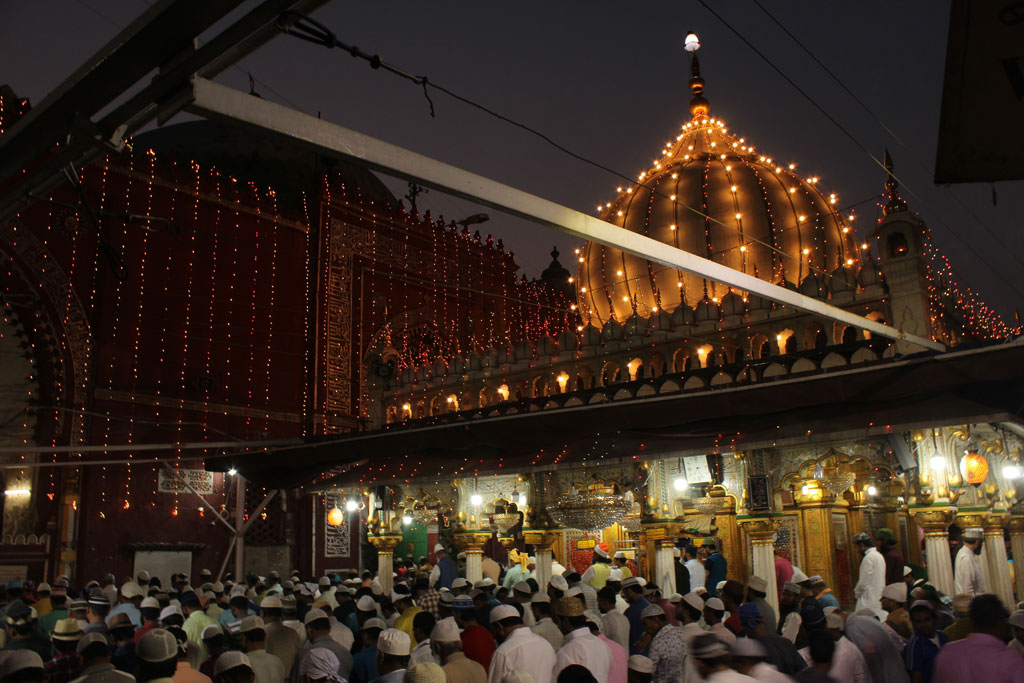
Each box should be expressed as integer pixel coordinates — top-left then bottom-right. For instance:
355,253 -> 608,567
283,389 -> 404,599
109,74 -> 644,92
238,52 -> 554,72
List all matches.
871,151 -> 934,352
540,247 -> 575,299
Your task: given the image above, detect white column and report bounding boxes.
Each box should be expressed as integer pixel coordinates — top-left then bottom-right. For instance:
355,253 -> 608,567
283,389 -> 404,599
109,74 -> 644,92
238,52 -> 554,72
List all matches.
1011,518 -> 1024,603
535,547 -> 553,589
656,542 -> 677,595
923,531 -> 955,597
983,521 -> 1014,607
378,552 -> 394,594
749,537 -> 779,617
465,550 -> 483,584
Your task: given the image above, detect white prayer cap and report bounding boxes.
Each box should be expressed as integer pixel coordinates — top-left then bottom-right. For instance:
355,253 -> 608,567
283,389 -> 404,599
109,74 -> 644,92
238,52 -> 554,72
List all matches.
377,628 -> 411,655
627,656 -> 653,673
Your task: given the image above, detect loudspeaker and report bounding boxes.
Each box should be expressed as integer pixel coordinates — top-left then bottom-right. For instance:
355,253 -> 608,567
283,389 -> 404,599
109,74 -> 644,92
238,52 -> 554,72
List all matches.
888,433 -> 917,472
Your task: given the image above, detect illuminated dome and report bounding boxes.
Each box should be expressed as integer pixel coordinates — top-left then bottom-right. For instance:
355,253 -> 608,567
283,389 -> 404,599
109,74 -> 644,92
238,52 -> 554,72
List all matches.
578,51 -> 858,324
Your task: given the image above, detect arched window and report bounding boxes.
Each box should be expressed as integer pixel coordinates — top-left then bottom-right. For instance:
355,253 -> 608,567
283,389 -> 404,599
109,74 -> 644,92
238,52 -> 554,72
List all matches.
601,362 -> 621,386
887,232 -> 908,258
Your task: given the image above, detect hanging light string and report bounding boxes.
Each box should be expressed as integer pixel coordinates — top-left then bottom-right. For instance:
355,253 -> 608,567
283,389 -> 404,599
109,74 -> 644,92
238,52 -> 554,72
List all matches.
278,12 -> 848,284
697,0 -> 1024,302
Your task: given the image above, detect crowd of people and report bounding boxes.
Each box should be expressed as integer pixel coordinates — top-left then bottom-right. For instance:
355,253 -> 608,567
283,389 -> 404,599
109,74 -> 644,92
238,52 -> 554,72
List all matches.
1,534 -> 1022,683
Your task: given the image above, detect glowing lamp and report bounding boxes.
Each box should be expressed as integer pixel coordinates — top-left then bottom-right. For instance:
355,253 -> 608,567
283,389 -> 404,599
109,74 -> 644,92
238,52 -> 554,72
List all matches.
673,477 -> 688,491
684,32 -> 700,52
402,514 -> 413,525
345,498 -> 359,512
470,494 -> 483,506
800,484 -> 810,495
327,506 -> 344,527
866,485 -> 878,496
1003,465 -> 1021,480
930,456 -> 946,472
228,468 -> 237,476
959,450 -> 989,486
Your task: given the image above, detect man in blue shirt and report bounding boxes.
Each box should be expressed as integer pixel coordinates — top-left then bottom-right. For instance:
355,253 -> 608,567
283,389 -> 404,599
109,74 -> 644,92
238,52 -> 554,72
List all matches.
621,577 -> 652,655
350,617 -> 385,683
703,542 -> 728,597
810,576 -> 840,610
430,545 -> 458,591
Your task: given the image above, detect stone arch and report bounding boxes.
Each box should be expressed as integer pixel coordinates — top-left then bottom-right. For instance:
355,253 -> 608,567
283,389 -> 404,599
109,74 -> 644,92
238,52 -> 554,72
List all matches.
750,333 -> 770,360
575,366 -> 595,392
414,400 -> 427,419
430,395 -> 445,415
671,347 -> 689,373
625,357 -> 644,381
600,361 -> 622,387
776,328 -> 796,354
478,386 -> 492,408
532,375 -> 549,398
648,351 -> 666,378
804,321 -> 828,351
385,404 -> 399,424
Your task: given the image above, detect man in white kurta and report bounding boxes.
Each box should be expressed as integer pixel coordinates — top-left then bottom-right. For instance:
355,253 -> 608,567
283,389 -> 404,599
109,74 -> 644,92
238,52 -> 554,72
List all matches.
852,532 -> 885,617
487,605 -> 556,683
954,529 -> 985,596
552,600 -> 613,683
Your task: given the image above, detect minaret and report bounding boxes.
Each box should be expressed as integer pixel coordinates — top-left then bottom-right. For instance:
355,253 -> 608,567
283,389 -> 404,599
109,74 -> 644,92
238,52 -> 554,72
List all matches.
872,151 -> 935,351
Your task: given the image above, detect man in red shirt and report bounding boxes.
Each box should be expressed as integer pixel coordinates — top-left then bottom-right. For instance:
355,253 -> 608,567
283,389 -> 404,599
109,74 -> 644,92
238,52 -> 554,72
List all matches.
454,596 -> 494,672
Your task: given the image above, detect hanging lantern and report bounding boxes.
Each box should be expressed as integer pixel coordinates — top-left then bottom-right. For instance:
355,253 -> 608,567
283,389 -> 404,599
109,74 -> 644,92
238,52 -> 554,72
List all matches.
959,449 -> 989,486
327,506 -> 345,527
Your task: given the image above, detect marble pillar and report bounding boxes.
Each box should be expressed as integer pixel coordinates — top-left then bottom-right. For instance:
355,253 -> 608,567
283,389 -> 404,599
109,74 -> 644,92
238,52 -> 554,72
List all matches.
913,509 -> 956,597
656,541 -> 677,595
982,514 -> 1014,607
465,550 -> 483,584
1010,516 -> 1024,603
740,518 -> 779,618
378,552 -> 394,594
535,547 -> 553,589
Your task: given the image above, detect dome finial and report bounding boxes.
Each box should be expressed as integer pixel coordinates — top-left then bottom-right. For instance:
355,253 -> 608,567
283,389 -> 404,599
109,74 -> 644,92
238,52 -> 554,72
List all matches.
882,148 -> 907,215
685,31 -> 709,118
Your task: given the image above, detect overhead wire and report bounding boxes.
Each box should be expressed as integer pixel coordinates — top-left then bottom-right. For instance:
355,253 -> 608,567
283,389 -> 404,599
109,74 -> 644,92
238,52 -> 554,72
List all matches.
749,0 -> 1023,274
697,0 -> 1024,302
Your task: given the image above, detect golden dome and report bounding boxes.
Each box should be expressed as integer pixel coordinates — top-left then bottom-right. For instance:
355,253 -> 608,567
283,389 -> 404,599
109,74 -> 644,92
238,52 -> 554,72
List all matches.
578,112 -> 859,325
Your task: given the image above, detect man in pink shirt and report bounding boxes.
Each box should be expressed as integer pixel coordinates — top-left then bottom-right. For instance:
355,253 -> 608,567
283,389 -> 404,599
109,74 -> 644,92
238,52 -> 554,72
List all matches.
586,611 -> 627,683
933,594 -> 1024,683
774,553 -> 794,602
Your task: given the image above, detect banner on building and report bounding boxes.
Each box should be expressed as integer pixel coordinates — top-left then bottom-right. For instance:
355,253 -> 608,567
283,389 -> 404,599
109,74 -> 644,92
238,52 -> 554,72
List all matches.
157,468 -> 215,494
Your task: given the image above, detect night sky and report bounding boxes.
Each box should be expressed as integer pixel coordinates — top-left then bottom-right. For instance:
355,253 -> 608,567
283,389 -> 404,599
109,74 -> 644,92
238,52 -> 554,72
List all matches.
3,1 -> 1021,322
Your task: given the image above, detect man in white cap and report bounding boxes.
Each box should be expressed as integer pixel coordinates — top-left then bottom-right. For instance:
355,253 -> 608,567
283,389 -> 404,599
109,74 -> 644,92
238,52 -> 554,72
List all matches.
626,655 -> 653,683
1,650 -> 45,683
428,545 -> 457,591
261,595 -> 301,674
954,528 -> 985,597
613,552 -> 633,581
108,582 -> 144,628
702,597 -> 735,647
730,637 -> 789,683
852,532 -> 885,617
449,579 -> 470,597
777,583 -> 803,645
635,604 -> 686,683
529,593 -> 563,652
581,543 -> 613,590
597,588 -> 629,652
677,592 -> 705,646
746,577 -> 776,634
487,604 -> 556,683
135,628 -> 180,683
552,598 -> 612,683
213,651 -> 255,683
429,618 -> 485,683
371,628 -> 411,683
301,609 -> 353,680
583,610 -> 627,683
688,634 -> 744,682
238,616 -> 285,683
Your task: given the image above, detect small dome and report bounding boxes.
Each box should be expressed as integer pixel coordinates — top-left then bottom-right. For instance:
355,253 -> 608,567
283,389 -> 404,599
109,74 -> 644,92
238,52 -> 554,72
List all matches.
625,313 -> 648,336
513,341 -> 535,361
672,303 -> 696,327
650,310 -> 674,331
858,260 -> 883,288
557,329 -> 579,351
799,273 -> 828,299
602,319 -> 625,341
721,291 -> 745,317
695,296 -> 720,323
747,293 -> 769,310
828,265 -> 856,293
581,324 -> 603,347
539,335 -> 558,356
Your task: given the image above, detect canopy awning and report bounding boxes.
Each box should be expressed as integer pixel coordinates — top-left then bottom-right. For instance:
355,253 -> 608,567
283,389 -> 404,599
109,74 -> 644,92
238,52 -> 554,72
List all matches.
225,341 -> 1024,489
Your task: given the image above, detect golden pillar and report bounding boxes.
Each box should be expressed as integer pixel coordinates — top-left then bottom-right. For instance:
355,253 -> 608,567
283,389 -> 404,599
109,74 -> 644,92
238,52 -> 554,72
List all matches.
523,529 -> 559,589
713,495 -> 744,583
913,508 -> 956,597
794,489 -> 848,599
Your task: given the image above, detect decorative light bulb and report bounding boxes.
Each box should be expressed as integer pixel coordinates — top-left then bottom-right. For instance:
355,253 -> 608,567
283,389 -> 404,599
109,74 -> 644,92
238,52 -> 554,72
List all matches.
867,485 -> 878,496
470,494 -> 482,506
228,468 -> 237,476
402,514 -> 413,525
345,498 -> 359,512
673,477 -> 688,491
801,484 -> 810,495
930,456 -> 946,472
1003,465 -> 1021,480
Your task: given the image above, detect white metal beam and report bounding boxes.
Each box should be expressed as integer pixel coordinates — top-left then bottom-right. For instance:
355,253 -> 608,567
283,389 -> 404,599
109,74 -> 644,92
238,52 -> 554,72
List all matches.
187,77 -> 944,352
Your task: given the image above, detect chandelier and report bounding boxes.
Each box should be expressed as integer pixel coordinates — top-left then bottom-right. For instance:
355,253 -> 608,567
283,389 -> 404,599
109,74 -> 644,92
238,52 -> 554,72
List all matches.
693,495 -> 721,517
821,468 -> 856,497
549,486 -> 631,531
490,498 -> 522,534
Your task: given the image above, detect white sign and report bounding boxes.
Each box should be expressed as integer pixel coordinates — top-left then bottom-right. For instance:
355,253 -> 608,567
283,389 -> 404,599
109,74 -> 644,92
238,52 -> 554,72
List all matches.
158,468 -> 215,494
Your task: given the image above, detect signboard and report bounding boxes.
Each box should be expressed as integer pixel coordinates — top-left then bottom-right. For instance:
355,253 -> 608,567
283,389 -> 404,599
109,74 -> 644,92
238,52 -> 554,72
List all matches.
748,475 -> 771,512
324,493 -> 352,558
935,0 -> 1024,182
158,468 -> 214,494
